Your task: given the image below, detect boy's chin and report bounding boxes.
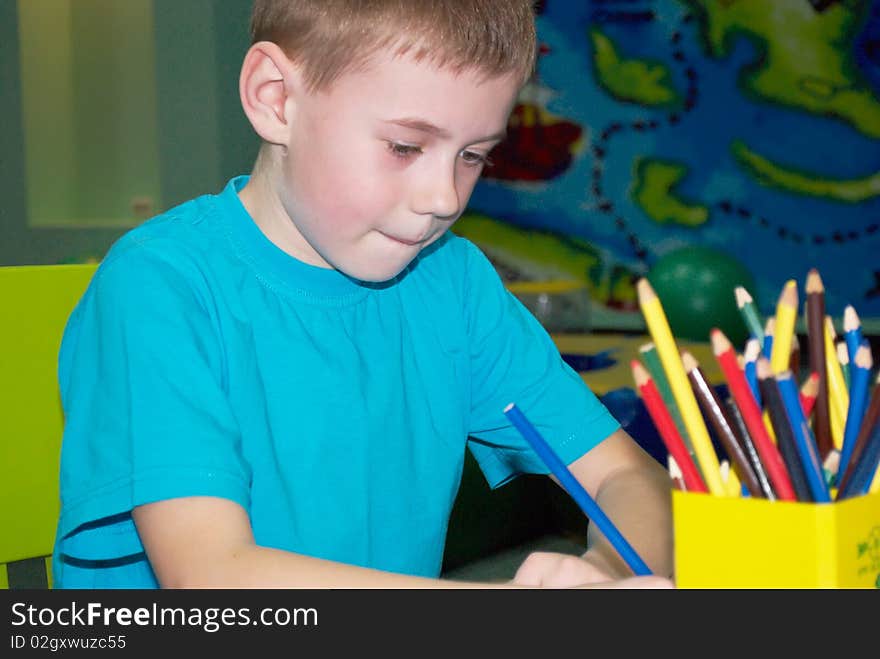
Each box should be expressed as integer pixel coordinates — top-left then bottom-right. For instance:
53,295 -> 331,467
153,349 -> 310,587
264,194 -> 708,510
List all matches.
340,259 -> 412,285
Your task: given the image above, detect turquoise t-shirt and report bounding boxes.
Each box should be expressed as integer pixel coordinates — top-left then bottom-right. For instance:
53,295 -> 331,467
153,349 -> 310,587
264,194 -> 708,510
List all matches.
53,176 -> 620,588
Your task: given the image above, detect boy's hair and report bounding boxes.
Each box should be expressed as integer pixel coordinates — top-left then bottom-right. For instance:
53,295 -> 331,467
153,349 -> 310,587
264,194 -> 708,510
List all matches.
250,0 -> 537,92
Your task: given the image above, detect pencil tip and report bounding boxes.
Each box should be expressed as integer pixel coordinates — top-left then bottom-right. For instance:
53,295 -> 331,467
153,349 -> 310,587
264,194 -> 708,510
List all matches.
503,403 -> 514,413
805,269 -> 824,294
844,305 -> 861,332
734,286 -> 752,307
680,351 -> 698,372
636,278 -> 655,302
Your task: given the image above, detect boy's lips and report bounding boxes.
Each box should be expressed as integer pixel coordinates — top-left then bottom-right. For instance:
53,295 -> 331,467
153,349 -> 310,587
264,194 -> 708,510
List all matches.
380,231 -> 427,246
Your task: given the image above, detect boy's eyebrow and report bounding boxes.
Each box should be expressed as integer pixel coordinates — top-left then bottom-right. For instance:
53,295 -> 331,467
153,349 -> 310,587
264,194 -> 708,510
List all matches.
384,118 -> 507,143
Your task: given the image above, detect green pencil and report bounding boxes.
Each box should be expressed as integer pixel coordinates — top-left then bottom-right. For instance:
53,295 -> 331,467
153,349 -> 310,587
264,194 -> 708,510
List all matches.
638,342 -> 701,476
735,286 -> 764,345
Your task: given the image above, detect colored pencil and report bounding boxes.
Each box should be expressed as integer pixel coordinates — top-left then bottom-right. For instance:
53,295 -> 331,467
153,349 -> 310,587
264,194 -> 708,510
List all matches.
836,340 -> 851,392
639,342 -> 697,471
838,342 -> 872,483
667,455 -> 685,491
734,285 -> 764,344
631,360 -> 708,494
836,413 -> 880,500
837,370 -> 880,493
637,278 -> 726,495
682,351 -> 763,497
843,304 -> 863,385
805,268 -> 832,459
770,279 -> 798,374
799,371 -> 820,418
824,315 -> 848,451
789,336 -> 801,377
743,338 -> 762,405
503,402 -> 653,575
757,357 -> 814,502
776,370 -> 832,502
711,328 -> 796,500
725,396 -> 776,500
762,316 -> 775,360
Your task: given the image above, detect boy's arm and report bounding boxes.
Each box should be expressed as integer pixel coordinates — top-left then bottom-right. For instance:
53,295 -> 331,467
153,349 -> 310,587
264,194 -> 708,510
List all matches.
133,497 -> 491,588
513,428 -> 675,587
133,480 -> 672,588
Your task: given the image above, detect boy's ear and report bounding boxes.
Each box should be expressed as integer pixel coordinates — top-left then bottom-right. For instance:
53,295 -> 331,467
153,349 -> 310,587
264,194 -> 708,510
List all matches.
239,41 -> 303,145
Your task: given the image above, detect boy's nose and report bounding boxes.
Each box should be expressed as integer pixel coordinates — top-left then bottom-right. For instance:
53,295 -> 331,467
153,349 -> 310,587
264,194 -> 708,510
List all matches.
412,167 -> 460,220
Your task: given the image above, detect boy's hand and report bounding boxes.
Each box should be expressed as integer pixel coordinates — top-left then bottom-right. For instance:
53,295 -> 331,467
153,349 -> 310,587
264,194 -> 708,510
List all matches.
511,551 -> 674,589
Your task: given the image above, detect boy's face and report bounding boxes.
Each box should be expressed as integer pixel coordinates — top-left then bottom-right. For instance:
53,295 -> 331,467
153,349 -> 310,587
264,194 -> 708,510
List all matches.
272,49 -> 522,282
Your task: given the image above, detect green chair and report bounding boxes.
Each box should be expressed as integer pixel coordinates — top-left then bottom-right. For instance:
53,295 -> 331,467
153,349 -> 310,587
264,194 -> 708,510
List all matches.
0,263 -> 97,588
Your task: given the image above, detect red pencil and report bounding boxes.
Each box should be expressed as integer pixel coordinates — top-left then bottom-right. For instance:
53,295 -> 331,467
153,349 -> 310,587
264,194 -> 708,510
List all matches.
799,371 -> 820,418
710,329 -> 797,501
631,360 -> 709,493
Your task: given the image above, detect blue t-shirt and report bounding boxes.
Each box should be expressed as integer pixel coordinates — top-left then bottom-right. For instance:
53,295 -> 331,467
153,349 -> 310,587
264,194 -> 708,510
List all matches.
53,176 -> 620,588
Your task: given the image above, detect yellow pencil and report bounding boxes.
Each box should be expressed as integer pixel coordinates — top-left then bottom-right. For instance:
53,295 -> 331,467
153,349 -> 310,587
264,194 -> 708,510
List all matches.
637,278 -> 726,496
824,316 -> 849,450
769,280 -> 798,374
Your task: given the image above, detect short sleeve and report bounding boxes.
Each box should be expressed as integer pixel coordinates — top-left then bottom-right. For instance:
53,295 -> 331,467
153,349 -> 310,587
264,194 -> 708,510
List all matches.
57,244 -> 251,538
459,240 -> 620,487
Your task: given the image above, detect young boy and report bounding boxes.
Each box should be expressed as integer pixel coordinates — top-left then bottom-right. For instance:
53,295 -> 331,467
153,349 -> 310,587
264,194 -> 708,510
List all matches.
53,0 -> 673,588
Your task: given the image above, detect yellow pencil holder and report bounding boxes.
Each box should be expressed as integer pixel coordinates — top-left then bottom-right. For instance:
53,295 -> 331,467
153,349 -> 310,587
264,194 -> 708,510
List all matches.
672,489 -> 880,588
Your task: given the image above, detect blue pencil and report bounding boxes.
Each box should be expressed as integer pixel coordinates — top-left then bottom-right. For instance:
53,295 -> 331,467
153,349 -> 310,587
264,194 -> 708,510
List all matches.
775,371 -> 831,502
843,305 -> 863,385
838,342 -> 872,483
503,402 -> 652,576
744,338 -> 762,405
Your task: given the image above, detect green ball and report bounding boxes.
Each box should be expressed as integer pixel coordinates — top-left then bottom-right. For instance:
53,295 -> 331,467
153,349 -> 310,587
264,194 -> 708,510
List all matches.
647,247 -> 756,345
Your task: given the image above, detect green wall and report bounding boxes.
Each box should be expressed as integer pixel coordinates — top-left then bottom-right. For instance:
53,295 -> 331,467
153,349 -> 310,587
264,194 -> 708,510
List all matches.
0,0 -> 258,265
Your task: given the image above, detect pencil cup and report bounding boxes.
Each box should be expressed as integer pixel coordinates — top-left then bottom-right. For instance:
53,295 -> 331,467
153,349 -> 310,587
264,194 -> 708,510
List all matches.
673,489 -> 880,588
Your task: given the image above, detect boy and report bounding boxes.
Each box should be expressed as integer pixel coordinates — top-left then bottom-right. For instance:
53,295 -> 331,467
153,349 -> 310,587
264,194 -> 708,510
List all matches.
53,0 -> 673,588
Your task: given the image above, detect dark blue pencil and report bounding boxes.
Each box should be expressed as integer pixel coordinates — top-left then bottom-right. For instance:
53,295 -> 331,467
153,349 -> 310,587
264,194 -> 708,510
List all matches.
837,415 -> 880,500
503,402 -> 652,576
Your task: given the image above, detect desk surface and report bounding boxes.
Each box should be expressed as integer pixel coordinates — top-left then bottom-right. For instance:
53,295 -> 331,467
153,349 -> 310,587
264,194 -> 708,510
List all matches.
551,333 -> 723,396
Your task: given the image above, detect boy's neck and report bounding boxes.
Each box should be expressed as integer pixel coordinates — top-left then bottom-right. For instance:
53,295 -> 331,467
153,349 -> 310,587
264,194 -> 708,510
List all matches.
237,160 -> 321,268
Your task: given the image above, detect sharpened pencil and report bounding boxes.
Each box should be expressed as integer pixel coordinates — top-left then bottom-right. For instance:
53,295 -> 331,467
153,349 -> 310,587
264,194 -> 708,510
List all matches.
632,359 -> 708,494
776,370 -> 831,502
824,316 -> 849,451
725,396 -> 776,500
836,340 -> 851,392
843,304 -> 863,385
682,351 -> 763,497
638,278 -> 726,496
805,268 -> 832,459
711,328 -> 796,500
503,402 -> 653,575
799,371 -> 820,418
770,280 -> 798,374
639,342 -> 698,473
838,343 -> 872,484
757,357 -> 814,502
735,285 -> 765,344
743,338 -> 762,405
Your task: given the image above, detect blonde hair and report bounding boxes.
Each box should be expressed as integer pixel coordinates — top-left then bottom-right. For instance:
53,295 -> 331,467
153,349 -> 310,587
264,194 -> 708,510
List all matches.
250,0 -> 537,91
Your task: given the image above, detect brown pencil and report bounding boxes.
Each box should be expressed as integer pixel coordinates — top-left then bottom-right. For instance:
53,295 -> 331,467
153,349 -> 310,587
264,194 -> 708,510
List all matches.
724,396 -> 776,499
682,351 -> 764,497
805,268 -> 833,459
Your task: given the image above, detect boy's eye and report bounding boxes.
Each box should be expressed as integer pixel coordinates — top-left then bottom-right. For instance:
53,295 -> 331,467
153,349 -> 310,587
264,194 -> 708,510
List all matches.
460,150 -> 491,167
386,142 -> 423,159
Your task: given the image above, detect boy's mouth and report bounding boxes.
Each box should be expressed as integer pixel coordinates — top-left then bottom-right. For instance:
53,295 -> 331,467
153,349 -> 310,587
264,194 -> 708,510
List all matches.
380,231 -> 424,247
